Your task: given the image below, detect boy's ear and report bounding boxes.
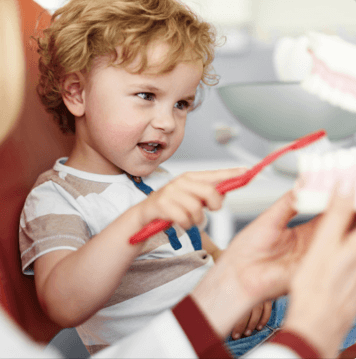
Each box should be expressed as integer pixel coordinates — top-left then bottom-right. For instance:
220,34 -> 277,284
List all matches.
62,72 -> 86,117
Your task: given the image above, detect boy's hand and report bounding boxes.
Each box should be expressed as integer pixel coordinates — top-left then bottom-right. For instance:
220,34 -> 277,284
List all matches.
231,300 -> 272,339
138,167 -> 248,229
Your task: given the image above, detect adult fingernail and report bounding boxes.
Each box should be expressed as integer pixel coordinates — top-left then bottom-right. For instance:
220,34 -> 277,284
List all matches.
257,325 -> 263,330
337,178 -> 354,197
233,333 -> 240,339
244,330 -> 251,336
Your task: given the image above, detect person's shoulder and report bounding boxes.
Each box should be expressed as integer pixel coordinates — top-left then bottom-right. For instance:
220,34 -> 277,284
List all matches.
34,168 -> 61,187
28,159 -> 78,199
23,168 -> 69,214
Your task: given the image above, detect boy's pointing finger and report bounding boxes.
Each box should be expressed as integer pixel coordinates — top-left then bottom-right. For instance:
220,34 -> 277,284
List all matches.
182,166 -> 249,185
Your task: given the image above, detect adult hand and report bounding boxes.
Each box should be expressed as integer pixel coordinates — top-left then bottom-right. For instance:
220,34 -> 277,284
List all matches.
222,189 -> 321,304
192,189 -> 319,338
284,182 -> 356,358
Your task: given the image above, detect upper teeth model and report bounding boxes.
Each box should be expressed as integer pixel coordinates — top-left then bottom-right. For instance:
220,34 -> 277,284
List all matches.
294,148 -> 356,214
301,32 -> 356,114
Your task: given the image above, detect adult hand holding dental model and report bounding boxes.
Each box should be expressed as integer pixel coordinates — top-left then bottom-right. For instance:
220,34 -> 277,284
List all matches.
284,182 -> 356,359
188,180 -> 356,359
190,189 -> 309,339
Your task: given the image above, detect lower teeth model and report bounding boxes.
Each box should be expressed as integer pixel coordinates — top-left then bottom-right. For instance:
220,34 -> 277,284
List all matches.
294,148 -> 356,214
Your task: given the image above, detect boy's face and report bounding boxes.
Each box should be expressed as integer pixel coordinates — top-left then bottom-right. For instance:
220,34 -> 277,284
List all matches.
67,43 -> 203,177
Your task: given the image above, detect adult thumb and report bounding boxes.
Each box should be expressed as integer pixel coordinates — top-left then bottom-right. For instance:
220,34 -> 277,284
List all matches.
256,190 -> 298,230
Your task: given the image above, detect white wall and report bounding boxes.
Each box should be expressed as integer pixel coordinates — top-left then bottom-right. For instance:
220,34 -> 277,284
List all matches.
251,0 -> 356,41
183,0 -> 252,26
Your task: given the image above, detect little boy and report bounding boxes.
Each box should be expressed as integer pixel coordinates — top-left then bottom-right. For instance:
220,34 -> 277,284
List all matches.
19,0 -> 284,356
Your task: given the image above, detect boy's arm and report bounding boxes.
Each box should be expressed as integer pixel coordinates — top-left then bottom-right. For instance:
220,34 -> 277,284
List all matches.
34,203 -> 147,328
34,167 -> 248,328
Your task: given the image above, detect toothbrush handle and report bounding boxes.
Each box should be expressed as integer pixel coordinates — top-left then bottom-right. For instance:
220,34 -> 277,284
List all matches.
129,129 -> 327,245
129,170 -> 254,245
129,219 -> 173,245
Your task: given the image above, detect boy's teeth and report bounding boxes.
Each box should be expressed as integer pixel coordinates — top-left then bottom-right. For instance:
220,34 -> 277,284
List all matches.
139,143 -> 159,153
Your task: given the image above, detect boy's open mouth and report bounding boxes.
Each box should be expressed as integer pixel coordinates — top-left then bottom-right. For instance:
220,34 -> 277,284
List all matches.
137,142 -> 162,154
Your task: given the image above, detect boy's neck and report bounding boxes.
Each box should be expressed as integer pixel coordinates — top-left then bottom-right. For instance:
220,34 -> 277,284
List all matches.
65,139 -> 124,175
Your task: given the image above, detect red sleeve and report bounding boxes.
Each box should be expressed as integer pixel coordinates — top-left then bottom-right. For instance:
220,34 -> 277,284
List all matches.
269,329 -> 321,359
338,343 -> 356,359
172,295 -> 233,359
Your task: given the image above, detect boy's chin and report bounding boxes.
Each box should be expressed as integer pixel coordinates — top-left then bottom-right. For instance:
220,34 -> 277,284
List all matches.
124,166 -> 159,178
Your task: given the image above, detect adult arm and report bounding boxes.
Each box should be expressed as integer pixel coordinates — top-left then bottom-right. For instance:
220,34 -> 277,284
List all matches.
201,231 -> 272,339
93,295 -> 316,359
0,293 -> 311,359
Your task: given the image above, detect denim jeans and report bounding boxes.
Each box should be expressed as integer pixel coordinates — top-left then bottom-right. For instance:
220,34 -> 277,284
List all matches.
226,295 -> 356,357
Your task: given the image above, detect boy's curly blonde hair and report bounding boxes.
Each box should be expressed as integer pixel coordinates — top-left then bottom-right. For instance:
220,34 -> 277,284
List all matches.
37,0 -> 219,134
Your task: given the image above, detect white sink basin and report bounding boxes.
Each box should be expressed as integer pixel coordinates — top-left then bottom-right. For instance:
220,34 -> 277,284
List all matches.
217,82 -> 356,141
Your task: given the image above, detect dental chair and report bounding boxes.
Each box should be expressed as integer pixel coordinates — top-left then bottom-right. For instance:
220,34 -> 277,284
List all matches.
0,0 -> 74,346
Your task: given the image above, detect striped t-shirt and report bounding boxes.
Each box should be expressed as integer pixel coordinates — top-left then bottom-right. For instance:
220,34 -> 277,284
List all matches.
19,158 -> 213,354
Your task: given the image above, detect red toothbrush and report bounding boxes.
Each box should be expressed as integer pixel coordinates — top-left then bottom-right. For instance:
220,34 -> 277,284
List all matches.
129,129 -> 327,245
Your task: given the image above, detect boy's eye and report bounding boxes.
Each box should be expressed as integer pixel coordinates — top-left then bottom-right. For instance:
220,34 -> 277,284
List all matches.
174,100 -> 190,111
137,92 -> 155,101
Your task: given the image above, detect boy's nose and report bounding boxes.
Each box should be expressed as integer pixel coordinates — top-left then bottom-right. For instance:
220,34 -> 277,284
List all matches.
151,110 -> 176,133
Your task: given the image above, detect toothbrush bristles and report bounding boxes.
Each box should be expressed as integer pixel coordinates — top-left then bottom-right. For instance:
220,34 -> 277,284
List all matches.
290,130 -> 327,150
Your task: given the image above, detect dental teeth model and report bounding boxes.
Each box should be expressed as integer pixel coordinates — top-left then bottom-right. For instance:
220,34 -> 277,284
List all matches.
301,32 -> 356,114
294,148 -> 356,214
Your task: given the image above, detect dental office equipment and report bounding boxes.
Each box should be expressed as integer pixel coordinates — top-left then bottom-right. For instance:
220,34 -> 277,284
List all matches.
130,129 -> 327,246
